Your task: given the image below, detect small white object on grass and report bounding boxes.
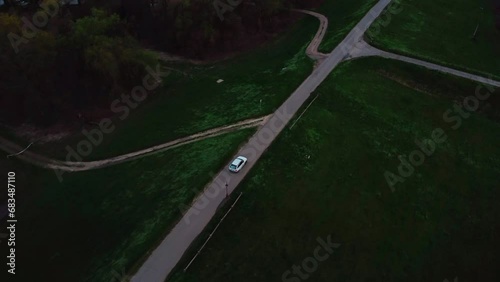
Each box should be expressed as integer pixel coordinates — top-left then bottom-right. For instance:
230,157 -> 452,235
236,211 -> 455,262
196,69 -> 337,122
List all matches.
217,79 -> 224,83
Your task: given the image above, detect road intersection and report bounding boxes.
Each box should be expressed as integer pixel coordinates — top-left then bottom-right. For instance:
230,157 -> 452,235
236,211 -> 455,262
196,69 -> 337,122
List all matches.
131,1 -> 395,281
1,0 -> 499,281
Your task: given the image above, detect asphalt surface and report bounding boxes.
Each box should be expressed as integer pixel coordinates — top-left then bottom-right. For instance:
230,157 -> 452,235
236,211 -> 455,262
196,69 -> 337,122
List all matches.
348,40 -> 500,87
131,1 -> 393,281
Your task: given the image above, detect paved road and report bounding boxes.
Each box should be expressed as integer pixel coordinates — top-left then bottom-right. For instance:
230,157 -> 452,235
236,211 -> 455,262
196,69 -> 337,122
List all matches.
131,1 -> 393,281
348,40 -> 500,87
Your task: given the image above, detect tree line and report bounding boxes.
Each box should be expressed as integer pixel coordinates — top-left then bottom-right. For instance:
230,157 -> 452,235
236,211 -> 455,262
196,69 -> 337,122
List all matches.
0,0 -> 320,126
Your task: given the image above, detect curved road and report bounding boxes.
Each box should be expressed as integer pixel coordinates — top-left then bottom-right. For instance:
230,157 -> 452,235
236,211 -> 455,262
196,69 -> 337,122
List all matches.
292,9 -> 329,60
0,115 -> 269,172
131,1 -> 394,281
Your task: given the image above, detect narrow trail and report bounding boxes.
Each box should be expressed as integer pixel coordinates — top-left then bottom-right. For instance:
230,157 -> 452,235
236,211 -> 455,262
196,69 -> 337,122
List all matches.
0,115 -> 270,172
0,7 -> 332,172
155,9 -> 330,65
155,51 -> 205,65
292,9 -> 329,60
346,39 -> 500,87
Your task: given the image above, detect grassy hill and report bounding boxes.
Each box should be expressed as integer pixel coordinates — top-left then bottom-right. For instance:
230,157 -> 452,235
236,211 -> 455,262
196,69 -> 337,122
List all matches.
170,57 -> 500,282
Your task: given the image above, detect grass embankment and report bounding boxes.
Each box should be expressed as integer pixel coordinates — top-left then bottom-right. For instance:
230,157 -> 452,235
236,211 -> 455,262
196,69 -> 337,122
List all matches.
318,0 -> 378,52
25,15 -> 317,160
24,0 -> 380,161
368,0 -> 500,79
4,128 -> 254,281
169,57 -> 500,282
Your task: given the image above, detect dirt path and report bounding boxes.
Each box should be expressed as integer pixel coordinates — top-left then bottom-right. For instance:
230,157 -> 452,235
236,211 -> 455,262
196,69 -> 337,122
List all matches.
0,7 -> 332,172
155,51 -> 206,65
292,9 -> 329,60
0,115 -> 270,172
154,8 -> 329,65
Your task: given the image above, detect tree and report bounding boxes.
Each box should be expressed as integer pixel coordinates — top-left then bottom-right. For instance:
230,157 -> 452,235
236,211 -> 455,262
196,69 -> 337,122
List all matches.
0,13 -> 58,124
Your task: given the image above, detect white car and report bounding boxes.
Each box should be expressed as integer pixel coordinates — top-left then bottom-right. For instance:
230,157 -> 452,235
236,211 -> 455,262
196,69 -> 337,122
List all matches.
229,156 -> 248,173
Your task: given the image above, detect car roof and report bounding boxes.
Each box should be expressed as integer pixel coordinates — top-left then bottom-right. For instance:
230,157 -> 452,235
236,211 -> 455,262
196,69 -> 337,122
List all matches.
231,156 -> 247,166
231,158 -> 243,165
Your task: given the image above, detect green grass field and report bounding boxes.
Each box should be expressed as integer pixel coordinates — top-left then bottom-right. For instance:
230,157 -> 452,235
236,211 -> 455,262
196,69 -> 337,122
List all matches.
368,0 -> 500,79
24,14 -> 317,160
19,0 -> 378,161
2,128 -> 254,281
169,57 -> 500,282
